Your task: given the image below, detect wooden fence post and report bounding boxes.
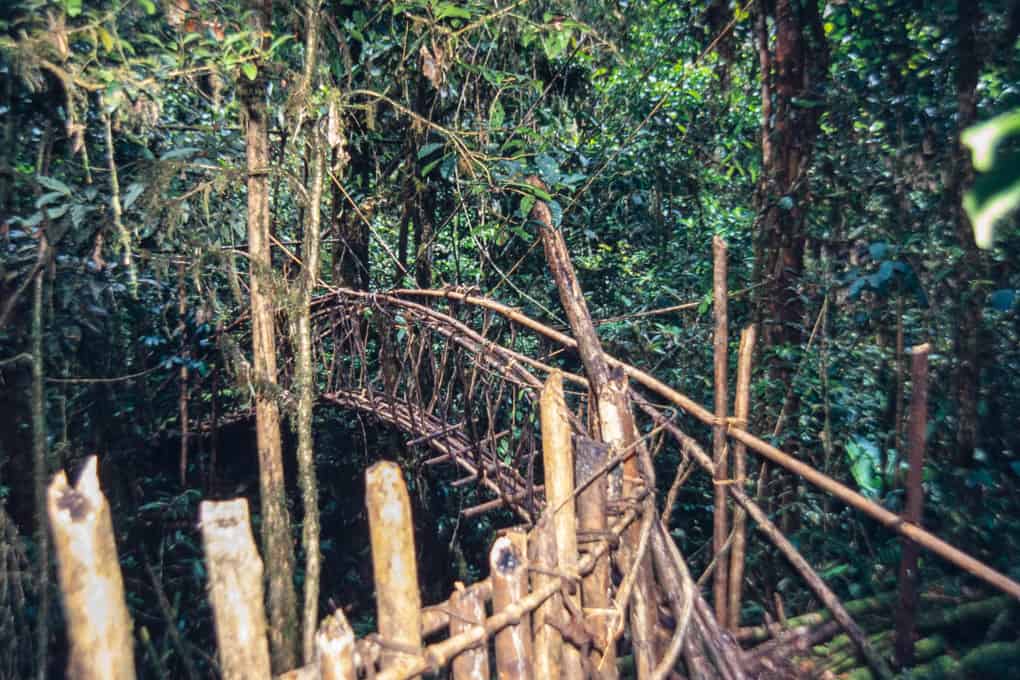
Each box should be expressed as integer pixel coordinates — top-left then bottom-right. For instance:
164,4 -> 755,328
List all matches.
712,235 -> 730,626
450,583 -> 490,680
728,324 -> 756,630
541,371 -> 585,680
365,461 -> 422,668
575,436 -> 617,679
895,343 -> 930,668
199,498 -> 272,680
491,530 -> 534,680
529,517 -> 563,679
317,609 -> 357,680
47,456 -> 136,680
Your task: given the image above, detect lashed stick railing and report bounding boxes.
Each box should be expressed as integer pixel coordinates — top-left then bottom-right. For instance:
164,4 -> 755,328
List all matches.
381,286 -> 1020,601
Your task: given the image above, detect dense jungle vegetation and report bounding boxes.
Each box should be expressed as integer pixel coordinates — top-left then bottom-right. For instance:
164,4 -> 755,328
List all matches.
1,0 -> 1019,677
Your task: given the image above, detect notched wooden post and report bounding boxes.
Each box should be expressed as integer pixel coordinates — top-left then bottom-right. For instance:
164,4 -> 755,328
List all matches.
541,371 -> 585,680
365,461 -> 422,668
529,517 -> 563,679
895,343 -> 930,669
317,608 -> 357,680
491,530 -> 534,680
575,435 -> 617,679
47,456 -> 136,680
450,583 -> 490,680
199,498 -> 272,680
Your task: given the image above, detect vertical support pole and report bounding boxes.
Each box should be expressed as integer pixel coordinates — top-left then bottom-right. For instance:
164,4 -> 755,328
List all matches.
540,371 -> 585,680
712,235 -> 730,625
366,461 -> 422,668
491,530 -> 534,680
529,518 -> 562,680
199,498 -> 272,680
47,457 -> 137,680
895,343 -> 930,668
727,325 -> 756,631
575,436 -> 618,679
317,609 -> 357,680
450,584 -> 490,680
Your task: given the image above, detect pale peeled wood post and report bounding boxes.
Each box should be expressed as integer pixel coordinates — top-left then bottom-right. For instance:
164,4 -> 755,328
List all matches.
712,235 -> 730,625
529,517 -> 562,679
491,531 -> 534,680
199,499 -> 272,680
540,371 -> 585,680
727,324 -> 756,631
450,583 -> 490,680
365,461 -> 422,668
317,609 -> 357,680
575,436 -> 617,679
895,343 -> 930,668
47,456 -> 136,680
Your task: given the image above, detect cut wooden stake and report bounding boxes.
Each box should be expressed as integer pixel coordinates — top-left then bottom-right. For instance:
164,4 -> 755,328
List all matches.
529,176 -> 656,677
366,461 -> 422,668
895,343 -> 930,668
728,324 -> 756,631
712,235 -> 730,626
317,608 -> 357,680
47,457 -> 137,680
575,436 -> 617,679
199,498 -> 272,680
491,531 -> 534,680
540,371 -> 585,680
529,517 -> 563,679
450,584 -> 490,680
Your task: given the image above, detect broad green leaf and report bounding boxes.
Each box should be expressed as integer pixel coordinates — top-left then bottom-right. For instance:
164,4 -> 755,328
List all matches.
160,147 -> 200,161
964,152 -> 1020,249
489,99 -> 505,130
434,3 -> 472,20
97,26 -> 114,53
137,0 -> 156,14
123,183 -> 145,211
519,195 -> 535,219
990,289 -> 1016,312
64,0 -> 82,17
36,175 -> 71,195
417,142 -> 443,159
962,109 -> 1020,172
241,62 -> 258,81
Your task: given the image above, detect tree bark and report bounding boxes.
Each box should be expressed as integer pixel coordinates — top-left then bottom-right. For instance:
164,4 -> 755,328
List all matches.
753,0 -> 828,530
241,0 -> 299,669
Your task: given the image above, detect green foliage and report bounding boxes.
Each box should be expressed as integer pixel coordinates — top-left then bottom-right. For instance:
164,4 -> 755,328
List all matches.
963,109 -> 1020,248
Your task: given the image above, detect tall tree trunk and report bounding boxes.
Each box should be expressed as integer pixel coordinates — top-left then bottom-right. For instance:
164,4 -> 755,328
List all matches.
294,0 -> 326,663
241,0 -> 299,669
951,0 -> 985,468
753,0 -> 828,528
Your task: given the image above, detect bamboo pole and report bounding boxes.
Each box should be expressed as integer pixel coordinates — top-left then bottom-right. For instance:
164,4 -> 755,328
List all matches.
375,509 -> 639,680
712,236 -> 730,625
450,584 -> 490,680
529,517 -> 563,679
646,415 -> 893,679
895,343 -> 930,668
365,461 -> 422,668
491,531 -> 534,680
575,436 -> 617,679
728,325 -> 756,631
540,371 -> 585,680
47,457 -> 136,680
407,285 -> 1020,600
199,498 -> 272,680
527,177 -> 657,677
317,609 -> 357,680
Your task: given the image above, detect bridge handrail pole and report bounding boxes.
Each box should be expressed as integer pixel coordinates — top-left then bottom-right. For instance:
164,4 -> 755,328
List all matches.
385,288 -> 1020,601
